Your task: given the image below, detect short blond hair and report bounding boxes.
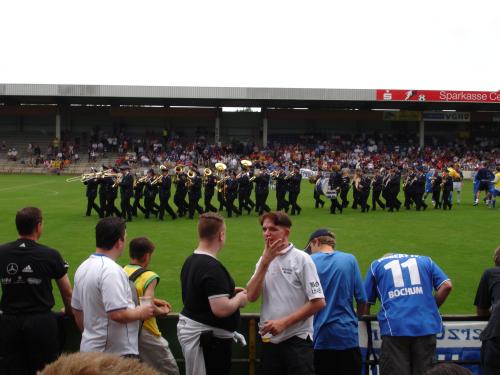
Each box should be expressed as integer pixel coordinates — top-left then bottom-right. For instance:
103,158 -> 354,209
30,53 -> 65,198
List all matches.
40,352 -> 160,375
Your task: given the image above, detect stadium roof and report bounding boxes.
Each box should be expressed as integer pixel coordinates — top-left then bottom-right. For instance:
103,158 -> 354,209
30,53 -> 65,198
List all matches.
2,84 -> 500,111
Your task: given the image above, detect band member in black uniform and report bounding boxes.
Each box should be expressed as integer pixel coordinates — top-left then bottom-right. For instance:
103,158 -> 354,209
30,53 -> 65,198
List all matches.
174,171 -> 189,217
288,164 -> 302,215
340,168 -> 351,208
237,171 -> 253,215
403,167 -> 416,210
84,172 -> 103,217
441,170 -> 453,210
328,165 -> 343,214
203,170 -> 218,213
431,170 -> 443,209
106,168 -> 121,217
99,170 -> 109,216
413,167 -> 428,211
371,169 -> 385,211
312,171 -> 325,208
275,167 -> 289,212
187,170 -> 204,219
158,166 -> 177,221
225,170 -> 241,218
217,180 -> 226,212
385,167 -> 401,212
351,169 -> 361,209
254,167 -> 271,215
119,164 -> 134,222
132,173 -> 146,217
246,169 -> 256,210
143,169 -> 159,219
358,169 -> 371,213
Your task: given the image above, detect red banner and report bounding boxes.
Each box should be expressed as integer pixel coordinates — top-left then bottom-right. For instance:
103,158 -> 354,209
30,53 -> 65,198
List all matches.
376,89 -> 500,103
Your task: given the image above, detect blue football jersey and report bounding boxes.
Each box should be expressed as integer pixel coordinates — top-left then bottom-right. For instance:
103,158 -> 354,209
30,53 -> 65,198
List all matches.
364,254 -> 449,337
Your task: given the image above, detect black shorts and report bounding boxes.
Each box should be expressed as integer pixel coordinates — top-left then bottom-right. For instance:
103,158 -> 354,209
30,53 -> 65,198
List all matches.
479,181 -> 491,191
0,311 -> 60,375
261,336 -> 315,375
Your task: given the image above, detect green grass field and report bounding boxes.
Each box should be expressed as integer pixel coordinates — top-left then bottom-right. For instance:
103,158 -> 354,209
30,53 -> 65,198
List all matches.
0,174 -> 497,314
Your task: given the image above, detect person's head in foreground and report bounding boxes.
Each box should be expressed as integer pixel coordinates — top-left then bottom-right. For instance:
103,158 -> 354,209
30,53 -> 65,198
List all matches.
39,352 -> 160,375
304,228 -> 336,254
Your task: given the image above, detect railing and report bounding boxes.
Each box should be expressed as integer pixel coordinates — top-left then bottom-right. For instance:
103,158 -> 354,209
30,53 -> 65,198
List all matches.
55,313 -> 489,375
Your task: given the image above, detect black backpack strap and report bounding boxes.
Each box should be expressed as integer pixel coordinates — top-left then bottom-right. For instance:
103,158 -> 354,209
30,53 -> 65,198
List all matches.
129,267 -> 149,282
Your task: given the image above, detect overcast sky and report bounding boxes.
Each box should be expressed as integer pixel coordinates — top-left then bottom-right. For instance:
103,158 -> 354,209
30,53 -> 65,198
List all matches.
1,0 -> 499,91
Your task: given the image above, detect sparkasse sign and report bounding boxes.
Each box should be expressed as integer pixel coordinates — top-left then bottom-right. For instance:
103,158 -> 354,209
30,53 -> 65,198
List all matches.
376,89 -> 500,103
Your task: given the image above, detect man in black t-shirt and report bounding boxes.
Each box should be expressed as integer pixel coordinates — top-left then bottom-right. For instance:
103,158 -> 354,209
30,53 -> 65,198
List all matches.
177,213 -> 248,375
0,207 -> 73,375
474,246 -> 500,375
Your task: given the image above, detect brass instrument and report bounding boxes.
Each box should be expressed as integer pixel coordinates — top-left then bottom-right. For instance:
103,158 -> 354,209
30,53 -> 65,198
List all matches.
151,175 -> 163,185
270,170 -> 280,179
249,169 -> 261,183
133,175 -> 149,188
284,171 -> 296,180
112,175 -> 123,188
308,174 -> 319,184
185,170 -> 196,187
66,169 -> 110,183
175,165 -> 183,173
202,168 -> 212,185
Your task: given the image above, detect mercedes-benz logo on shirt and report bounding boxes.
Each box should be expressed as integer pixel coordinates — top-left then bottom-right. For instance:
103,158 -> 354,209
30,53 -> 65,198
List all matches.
7,263 -> 18,275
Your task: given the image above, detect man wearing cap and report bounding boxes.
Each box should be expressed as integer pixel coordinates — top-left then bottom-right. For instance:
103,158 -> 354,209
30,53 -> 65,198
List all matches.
246,211 -> 326,375
306,229 -> 367,375
364,253 -> 452,375
119,164 -> 134,222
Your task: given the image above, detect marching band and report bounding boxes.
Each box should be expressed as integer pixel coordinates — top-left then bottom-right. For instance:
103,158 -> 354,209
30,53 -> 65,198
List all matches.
70,161 -> 469,220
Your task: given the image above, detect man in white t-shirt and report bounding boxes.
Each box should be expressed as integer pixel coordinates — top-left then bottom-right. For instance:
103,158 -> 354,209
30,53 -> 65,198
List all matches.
71,217 -> 154,357
247,211 -> 326,375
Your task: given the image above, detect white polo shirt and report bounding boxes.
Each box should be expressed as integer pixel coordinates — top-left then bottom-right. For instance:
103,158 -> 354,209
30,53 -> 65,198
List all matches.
72,253 -> 139,355
254,243 -> 324,343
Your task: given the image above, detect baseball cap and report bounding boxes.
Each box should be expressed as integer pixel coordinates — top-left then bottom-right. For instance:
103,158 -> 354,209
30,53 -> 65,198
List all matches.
304,228 -> 335,254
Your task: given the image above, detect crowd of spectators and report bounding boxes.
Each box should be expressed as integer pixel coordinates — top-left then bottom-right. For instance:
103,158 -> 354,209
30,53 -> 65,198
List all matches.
2,130 -> 499,173
114,132 -> 499,172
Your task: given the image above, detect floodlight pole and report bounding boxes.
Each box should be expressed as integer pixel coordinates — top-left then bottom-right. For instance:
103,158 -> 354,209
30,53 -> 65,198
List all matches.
215,108 -> 221,145
262,109 -> 268,148
419,117 -> 425,149
55,109 -> 61,140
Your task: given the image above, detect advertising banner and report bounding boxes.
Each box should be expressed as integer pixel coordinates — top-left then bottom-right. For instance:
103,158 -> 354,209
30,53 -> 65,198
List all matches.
359,321 -> 486,375
422,111 -> 471,122
376,89 -> 500,103
382,111 -> 421,121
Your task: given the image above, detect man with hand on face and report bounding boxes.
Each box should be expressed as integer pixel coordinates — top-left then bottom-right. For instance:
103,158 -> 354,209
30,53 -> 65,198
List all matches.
246,211 -> 326,375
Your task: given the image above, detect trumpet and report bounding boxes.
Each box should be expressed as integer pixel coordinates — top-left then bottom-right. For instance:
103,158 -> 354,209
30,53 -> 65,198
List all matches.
151,175 -> 163,185
133,175 -> 148,188
270,170 -> 280,179
112,175 -> 123,188
284,171 -> 296,180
